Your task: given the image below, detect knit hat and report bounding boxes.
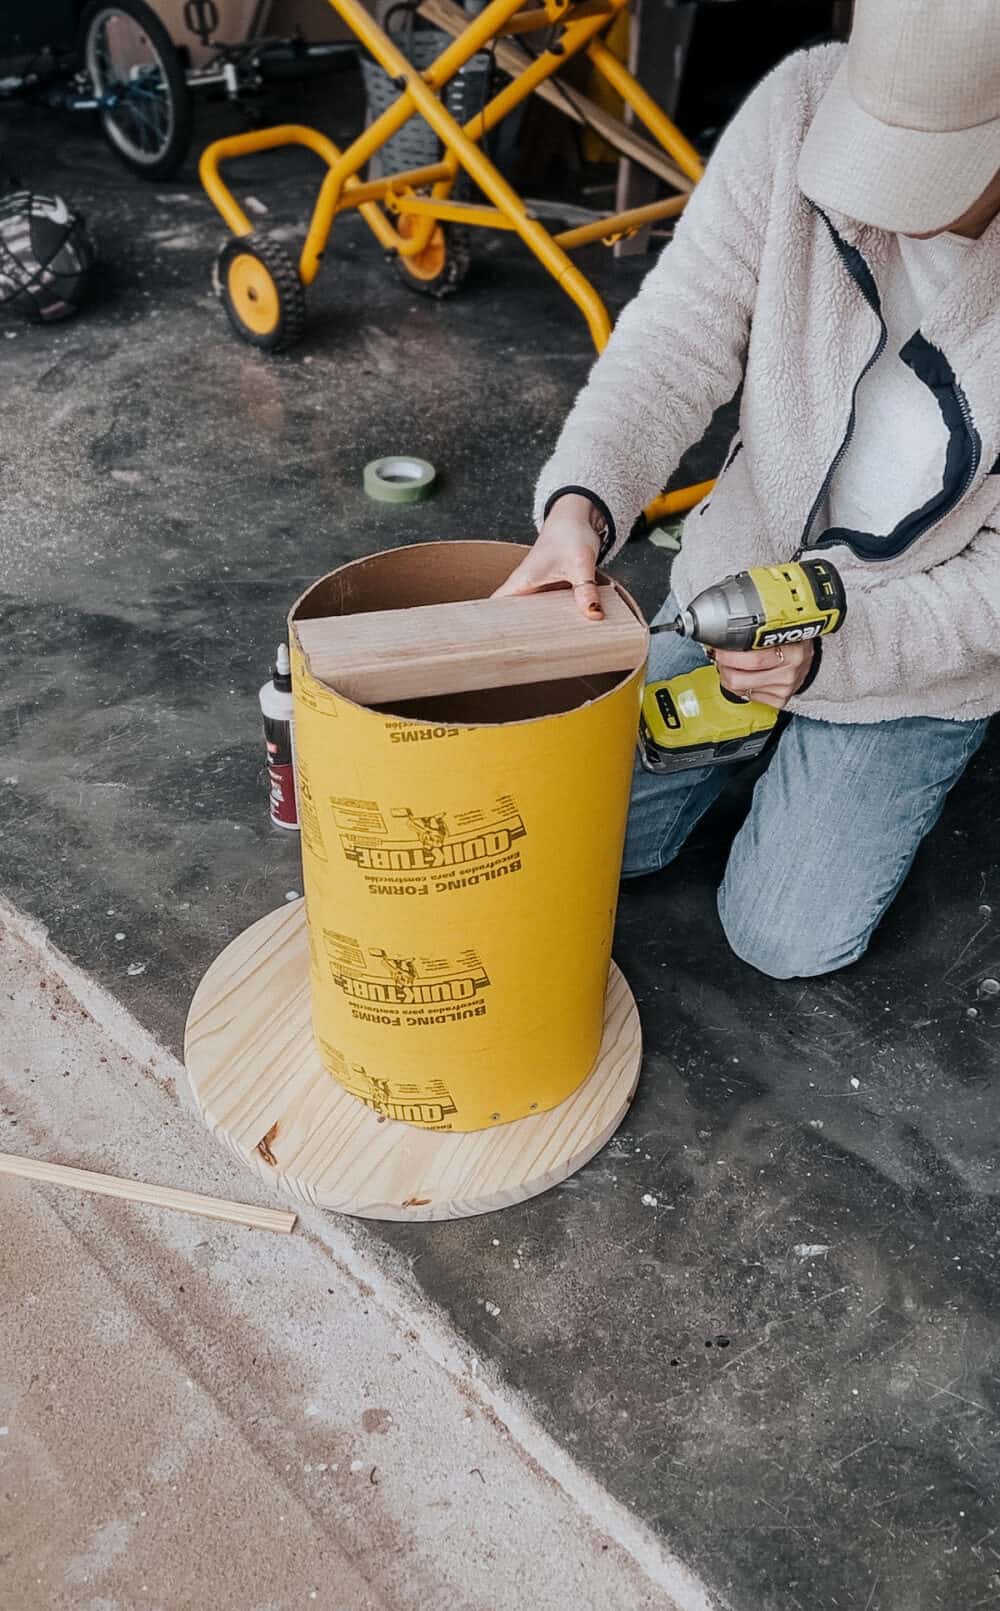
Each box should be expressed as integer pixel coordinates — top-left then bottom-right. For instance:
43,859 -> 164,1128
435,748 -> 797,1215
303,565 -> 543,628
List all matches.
798,0 -> 1000,234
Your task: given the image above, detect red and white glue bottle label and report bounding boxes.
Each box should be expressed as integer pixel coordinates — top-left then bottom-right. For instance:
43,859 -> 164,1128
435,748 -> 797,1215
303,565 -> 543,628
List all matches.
259,644 -> 299,831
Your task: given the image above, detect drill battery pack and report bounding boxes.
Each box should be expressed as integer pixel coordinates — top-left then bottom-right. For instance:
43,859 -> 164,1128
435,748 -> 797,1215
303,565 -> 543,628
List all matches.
639,665 -> 780,773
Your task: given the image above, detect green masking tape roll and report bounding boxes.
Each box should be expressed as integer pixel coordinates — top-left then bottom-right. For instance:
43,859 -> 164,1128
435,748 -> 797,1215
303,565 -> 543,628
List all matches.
363,455 -> 437,504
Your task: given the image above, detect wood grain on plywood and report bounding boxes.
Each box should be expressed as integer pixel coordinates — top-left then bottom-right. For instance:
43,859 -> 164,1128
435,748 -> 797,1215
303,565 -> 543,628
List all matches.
184,902 -> 641,1221
294,586 -> 647,704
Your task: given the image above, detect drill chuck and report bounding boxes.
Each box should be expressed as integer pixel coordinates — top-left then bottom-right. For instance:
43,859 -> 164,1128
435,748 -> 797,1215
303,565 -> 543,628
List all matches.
679,571 -> 772,650
671,607 -> 696,638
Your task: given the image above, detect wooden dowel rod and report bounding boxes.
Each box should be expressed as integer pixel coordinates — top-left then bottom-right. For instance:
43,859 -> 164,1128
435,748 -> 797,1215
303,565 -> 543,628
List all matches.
0,1150 -> 297,1234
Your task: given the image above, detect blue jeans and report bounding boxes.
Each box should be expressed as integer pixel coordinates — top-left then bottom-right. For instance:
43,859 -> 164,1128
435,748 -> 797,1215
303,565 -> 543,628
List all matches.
623,595 -> 989,979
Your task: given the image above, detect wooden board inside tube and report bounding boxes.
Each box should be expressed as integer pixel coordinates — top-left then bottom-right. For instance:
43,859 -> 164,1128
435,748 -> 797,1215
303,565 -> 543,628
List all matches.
294,586 -> 648,705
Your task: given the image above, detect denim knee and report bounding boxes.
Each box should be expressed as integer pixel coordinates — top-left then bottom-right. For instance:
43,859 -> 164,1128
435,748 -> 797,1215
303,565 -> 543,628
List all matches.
717,886 -> 868,980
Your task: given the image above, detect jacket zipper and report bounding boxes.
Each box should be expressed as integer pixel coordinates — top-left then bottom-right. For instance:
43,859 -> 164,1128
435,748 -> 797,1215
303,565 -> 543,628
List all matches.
949,382 -> 982,510
795,204 -> 983,563
793,206 -> 886,559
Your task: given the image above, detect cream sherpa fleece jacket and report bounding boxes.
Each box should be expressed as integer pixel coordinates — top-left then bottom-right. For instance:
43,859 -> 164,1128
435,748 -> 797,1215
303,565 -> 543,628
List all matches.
534,44 -> 1000,725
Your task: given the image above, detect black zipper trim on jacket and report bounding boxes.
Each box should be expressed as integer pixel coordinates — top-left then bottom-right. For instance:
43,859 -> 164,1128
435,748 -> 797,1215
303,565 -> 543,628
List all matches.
795,203 -> 982,564
793,204 -> 887,559
811,334 -> 982,561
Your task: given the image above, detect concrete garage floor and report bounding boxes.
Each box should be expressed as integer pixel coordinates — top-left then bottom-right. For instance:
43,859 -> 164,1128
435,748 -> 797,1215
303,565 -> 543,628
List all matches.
2,73 -> 1000,1611
1,908 -> 691,1611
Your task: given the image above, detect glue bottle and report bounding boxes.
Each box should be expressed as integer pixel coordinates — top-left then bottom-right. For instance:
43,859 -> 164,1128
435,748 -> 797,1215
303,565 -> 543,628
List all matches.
260,644 -> 298,830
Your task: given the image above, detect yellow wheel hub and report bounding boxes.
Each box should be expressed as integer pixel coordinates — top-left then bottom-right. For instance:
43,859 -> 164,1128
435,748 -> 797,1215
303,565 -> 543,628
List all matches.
398,215 -> 447,282
227,252 -> 281,335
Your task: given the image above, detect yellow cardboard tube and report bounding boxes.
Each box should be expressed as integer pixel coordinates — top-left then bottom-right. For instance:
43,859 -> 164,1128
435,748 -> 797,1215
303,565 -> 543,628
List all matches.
289,541 -> 647,1133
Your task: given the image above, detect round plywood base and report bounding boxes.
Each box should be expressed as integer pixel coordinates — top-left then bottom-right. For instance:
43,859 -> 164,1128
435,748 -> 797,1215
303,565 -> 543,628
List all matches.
184,901 -> 641,1221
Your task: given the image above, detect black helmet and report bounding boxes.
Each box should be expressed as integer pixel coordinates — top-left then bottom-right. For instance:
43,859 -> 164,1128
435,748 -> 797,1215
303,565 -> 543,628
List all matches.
0,189 -> 97,322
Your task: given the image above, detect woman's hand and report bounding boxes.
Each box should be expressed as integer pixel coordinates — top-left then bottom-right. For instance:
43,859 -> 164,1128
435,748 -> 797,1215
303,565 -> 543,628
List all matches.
493,494 -> 604,618
711,641 -> 815,709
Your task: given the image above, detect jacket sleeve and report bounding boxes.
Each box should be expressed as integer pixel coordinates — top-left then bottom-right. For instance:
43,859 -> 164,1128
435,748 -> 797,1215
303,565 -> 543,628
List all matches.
792,526 -> 1000,722
532,55 -> 789,554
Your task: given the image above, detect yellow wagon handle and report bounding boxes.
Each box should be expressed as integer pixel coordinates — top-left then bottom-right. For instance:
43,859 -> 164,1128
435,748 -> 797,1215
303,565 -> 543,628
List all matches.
198,124 -> 433,269
645,480 -> 715,525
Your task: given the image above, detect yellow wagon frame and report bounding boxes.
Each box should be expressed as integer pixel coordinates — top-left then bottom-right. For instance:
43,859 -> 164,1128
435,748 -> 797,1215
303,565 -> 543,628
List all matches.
200,0 -> 711,521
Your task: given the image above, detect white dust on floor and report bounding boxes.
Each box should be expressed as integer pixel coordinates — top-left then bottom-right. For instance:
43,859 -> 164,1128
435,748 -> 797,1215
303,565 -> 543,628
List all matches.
0,901 -> 719,1611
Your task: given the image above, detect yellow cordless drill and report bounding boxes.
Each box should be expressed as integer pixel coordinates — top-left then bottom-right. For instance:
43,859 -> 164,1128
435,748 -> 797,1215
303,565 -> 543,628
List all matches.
639,559 -> 846,773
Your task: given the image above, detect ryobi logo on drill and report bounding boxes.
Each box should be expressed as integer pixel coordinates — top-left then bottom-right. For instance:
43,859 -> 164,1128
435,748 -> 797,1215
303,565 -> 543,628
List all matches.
330,794 -> 527,895
756,618 -> 826,648
323,931 -> 491,1027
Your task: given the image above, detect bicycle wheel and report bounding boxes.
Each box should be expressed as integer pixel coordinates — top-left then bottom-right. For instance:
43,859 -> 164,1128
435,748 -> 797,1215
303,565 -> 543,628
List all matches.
81,0 -> 193,180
